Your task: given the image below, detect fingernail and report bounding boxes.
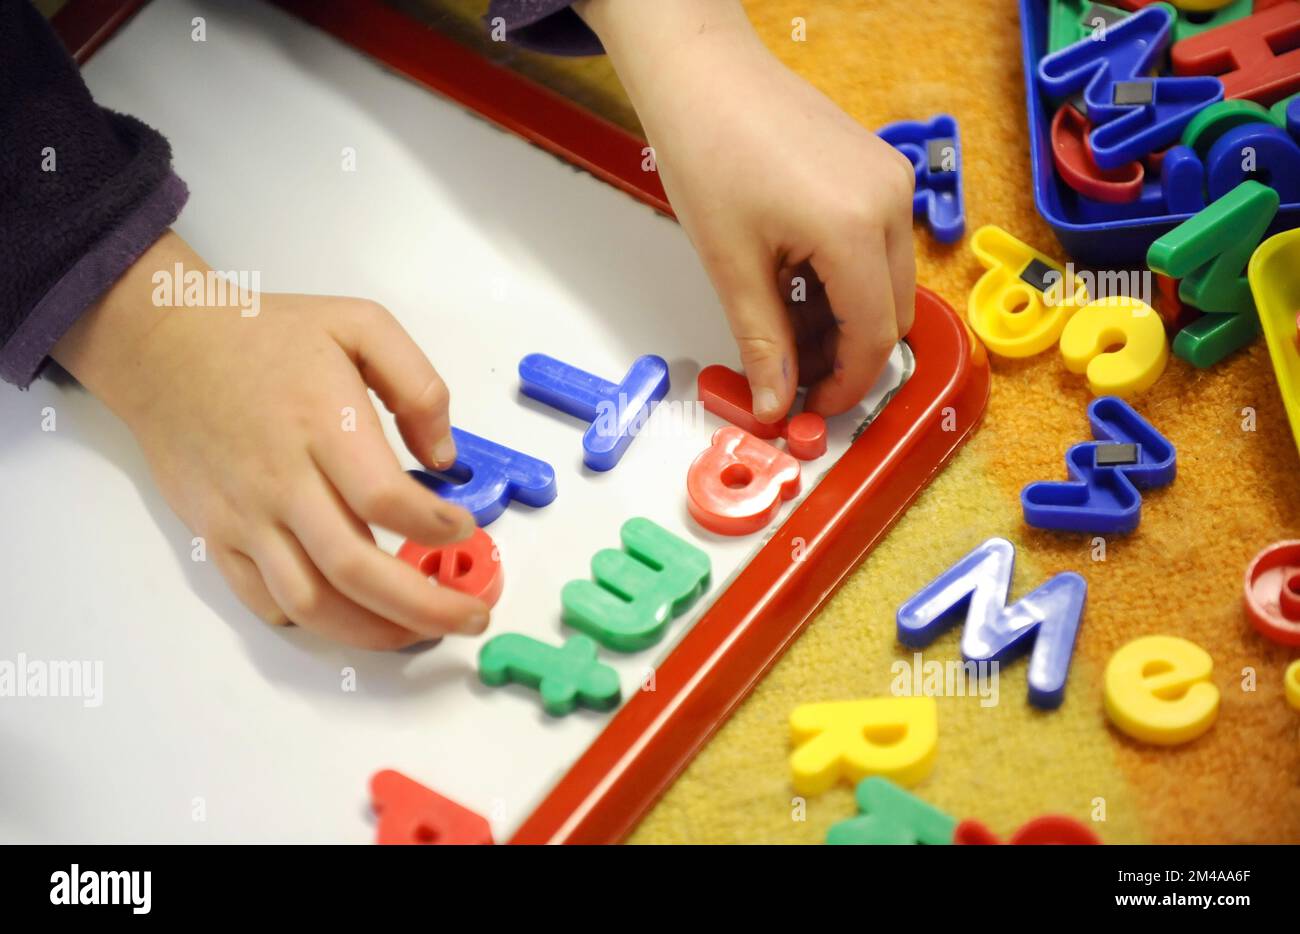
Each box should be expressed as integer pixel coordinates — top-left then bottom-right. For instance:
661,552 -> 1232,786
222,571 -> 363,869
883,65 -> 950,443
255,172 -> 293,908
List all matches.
433,436 -> 457,467
436,512 -> 475,543
466,613 -> 489,634
754,387 -> 780,418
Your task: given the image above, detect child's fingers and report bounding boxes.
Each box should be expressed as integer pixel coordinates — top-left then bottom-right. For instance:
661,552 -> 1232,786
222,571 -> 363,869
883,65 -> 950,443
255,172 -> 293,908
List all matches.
887,216 -> 917,338
286,477 -> 490,639
308,397 -> 475,547
805,232 -> 899,415
707,246 -> 799,422
250,530 -> 428,650
341,300 -> 458,471
879,141 -> 919,338
212,547 -> 288,626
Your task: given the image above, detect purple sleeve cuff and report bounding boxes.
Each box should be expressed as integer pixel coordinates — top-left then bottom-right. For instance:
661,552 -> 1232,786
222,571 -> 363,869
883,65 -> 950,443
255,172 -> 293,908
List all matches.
485,0 -> 605,56
0,171 -> 189,389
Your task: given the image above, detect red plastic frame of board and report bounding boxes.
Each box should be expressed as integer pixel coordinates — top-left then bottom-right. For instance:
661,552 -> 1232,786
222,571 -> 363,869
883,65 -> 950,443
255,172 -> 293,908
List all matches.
518,287 -> 987,844
56,0 -> 990,844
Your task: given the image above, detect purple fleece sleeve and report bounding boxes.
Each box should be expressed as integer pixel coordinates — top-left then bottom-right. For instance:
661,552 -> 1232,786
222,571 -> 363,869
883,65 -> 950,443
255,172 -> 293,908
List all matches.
485,0 -> 604,56
0,0 -> 188,388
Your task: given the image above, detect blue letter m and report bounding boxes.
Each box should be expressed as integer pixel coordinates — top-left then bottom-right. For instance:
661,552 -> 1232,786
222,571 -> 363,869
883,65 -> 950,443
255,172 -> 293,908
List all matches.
896,538 -> 1087,709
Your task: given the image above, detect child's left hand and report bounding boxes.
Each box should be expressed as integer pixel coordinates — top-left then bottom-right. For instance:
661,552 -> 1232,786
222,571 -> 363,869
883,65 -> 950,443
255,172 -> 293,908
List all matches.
577,0 -> 917,423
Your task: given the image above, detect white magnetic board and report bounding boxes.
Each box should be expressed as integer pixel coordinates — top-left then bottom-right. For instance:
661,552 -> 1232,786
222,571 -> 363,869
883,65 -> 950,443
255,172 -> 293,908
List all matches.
0,0 -> 908,842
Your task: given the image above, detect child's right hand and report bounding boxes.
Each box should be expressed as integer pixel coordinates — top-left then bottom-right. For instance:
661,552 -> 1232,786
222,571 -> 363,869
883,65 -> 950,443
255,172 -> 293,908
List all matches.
576,0 -> 916,425
52,232 -> 490,649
